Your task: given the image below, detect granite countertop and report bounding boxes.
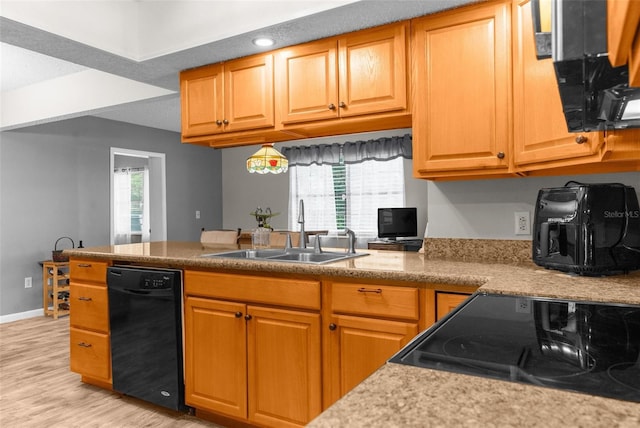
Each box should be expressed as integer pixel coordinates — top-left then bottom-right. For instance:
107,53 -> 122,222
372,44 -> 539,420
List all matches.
307,363 -> 640,427
64,240 -> 640,305
64,240 -> 640,426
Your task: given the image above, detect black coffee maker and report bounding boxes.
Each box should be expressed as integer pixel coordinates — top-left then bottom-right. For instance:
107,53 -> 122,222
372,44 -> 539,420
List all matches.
532,182 -> 640,275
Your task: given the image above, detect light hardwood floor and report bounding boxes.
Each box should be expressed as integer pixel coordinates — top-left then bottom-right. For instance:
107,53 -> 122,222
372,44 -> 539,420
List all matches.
0,316 -> 221,427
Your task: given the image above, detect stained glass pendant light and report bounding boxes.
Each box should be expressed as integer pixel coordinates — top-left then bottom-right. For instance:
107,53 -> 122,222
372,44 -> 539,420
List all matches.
246,144 -> 288,174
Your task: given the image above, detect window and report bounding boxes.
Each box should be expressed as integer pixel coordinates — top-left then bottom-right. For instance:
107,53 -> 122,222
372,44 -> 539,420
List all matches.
113,167 -> 149,244
288,157 -> 405,239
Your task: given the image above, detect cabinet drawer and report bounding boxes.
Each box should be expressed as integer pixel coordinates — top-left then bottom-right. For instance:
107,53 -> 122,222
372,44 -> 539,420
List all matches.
70,327 -> 111,381
330,282 -> 419,320
70,283 -> 109,332
69,260 -> 108,283
185,271 -> 321,310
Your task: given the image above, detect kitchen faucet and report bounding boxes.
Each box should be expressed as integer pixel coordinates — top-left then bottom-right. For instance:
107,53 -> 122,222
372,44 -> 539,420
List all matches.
298,199 -> 306,248
343,228 -> 357,254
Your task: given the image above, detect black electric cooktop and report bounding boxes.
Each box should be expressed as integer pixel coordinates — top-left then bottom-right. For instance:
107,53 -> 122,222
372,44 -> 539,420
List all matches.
391,293 -> 640,403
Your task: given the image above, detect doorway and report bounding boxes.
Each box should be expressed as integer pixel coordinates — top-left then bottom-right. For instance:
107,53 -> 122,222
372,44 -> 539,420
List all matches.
110,148 -> 167,244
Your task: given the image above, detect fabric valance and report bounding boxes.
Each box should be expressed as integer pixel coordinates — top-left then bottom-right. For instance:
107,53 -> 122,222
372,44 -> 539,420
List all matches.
281,134 -> 412,166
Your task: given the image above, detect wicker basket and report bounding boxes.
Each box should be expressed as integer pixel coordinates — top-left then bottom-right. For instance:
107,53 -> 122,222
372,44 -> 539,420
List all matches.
52,237 -> 74,262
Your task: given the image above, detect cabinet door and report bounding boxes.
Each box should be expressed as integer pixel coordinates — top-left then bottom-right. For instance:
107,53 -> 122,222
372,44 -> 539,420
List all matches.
326,314 -> 417,403
412,2 -> 511,175
180,64 -> 224,137
607,0 -> 640,67
512,0 -> 602,168
436,292 -> 471,321
338,23 -> 408,118
247,306 -> 322,428
276,39 -> 339,124
184,296 -> 247,418
224,54 -> 275,132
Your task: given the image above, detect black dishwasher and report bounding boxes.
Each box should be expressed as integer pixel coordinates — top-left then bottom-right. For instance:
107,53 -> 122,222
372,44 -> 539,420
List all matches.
107,266 -> 187,411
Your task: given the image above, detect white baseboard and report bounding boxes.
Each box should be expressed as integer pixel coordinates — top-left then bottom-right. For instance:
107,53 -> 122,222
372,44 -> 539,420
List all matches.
0,308 -> 44,324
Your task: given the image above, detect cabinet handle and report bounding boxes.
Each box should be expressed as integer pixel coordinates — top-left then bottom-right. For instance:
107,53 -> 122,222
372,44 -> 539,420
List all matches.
357,287 -> 382,294
575,135 -> 588,144
339,101 -> 346,108
216,120 -> 223,126
235,311 -> 243,318
496,152 -> 505,159
328,103 -> 336,110
223,119 -> 229,125
77,342 -> 92,348
77,264 -> 92,268
244,314 -> 252,321
78,297 -> 92,301
329,323 -> 337,331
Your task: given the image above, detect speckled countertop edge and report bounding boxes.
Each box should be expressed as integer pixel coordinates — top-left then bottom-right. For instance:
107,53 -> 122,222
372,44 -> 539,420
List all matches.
307,363 -> 640,428
64,240 -> 640,306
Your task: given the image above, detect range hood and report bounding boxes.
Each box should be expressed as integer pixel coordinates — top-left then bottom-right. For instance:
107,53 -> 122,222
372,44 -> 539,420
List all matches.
534,0 -> 640,132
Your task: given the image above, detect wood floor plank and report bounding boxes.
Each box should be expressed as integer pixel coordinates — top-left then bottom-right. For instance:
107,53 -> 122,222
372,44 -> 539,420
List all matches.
0,316 -> 221,427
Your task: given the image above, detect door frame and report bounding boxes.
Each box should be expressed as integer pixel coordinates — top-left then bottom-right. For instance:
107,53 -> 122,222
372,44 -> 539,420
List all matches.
110,147 -> 167,244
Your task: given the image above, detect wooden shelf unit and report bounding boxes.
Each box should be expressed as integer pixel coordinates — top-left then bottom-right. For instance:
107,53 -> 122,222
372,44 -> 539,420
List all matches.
42,261 -> 70,319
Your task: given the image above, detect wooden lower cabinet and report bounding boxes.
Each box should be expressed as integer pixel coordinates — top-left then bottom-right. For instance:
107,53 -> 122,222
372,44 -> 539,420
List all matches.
68,259 -> 111,387
326,314 -> 418,402
184,294 -> 322,427
436,292 -> 471,321
323,280 -> 419,406
184,297 -> 247,418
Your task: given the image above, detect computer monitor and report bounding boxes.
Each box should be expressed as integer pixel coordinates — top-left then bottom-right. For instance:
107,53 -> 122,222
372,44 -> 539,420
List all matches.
377,207 -> 418,240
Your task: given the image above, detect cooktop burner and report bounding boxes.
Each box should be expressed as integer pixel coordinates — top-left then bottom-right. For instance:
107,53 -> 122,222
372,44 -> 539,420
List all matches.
390,293 -> 640,403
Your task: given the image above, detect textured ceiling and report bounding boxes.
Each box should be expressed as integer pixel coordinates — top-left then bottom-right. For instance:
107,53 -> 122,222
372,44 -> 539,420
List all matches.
0,0 -> 477,133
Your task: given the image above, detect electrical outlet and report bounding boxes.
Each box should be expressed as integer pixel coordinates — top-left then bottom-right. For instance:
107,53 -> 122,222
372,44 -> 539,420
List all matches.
515,298 -> 531,314
514,211 -> 531,235
24,277 -> 32,288
195,210 -> 200,219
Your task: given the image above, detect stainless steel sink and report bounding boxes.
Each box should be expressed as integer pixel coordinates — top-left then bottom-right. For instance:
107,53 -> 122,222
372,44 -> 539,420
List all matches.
201,248 -> 368,265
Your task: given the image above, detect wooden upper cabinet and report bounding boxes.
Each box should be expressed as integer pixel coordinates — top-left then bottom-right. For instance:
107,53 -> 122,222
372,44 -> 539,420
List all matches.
338,23 -> 408,117
412,1 -> 512,178
512,0 -> 603,168
224,54 -> 274,132
181,64 -> 224,137
607,0 -> 640,68
608,0 -> 640,87
180,53 -> 274,138
276,22 -> 408,125
276,39 -> 339,124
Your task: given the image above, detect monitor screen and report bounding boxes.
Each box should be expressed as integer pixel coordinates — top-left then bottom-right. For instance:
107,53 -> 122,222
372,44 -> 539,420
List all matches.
377,208 -> 418,240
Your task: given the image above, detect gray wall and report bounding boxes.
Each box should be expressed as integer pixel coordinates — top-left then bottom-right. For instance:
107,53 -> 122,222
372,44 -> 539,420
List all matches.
0,117 -> 221,318
427,172 -> 640,239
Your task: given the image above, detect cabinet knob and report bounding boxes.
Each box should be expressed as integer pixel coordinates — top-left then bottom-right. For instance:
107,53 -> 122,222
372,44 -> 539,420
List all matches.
575,135 -> 588,144
78,297 -> 92,301
328,103 -> 336,110
329,323 -> 337,331
77,342 -> 92,348
497,152 -> 505,159
223,119 -> 229,125
339,101 -> 346,108
244,314 -> 252,321
235,311 -> 243,318
216,120 -> 223,126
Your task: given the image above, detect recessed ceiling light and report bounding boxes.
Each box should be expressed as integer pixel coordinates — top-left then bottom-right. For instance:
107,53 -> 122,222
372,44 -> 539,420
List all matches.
253,37 -> 275,47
